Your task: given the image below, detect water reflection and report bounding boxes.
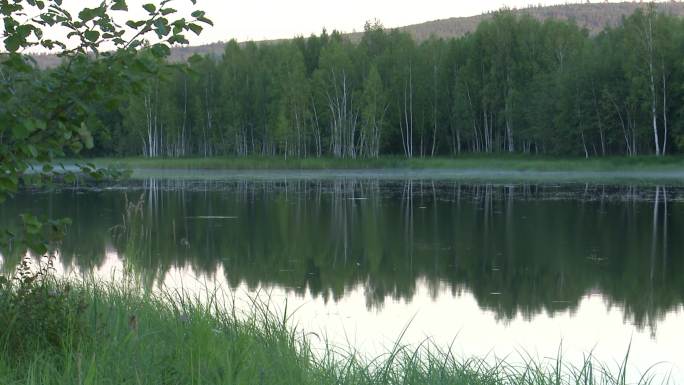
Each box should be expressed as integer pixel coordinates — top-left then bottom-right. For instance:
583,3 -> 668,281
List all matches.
1,180 -> 682,334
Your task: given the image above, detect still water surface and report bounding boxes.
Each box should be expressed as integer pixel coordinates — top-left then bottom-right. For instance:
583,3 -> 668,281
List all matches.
1,177 -> 683,381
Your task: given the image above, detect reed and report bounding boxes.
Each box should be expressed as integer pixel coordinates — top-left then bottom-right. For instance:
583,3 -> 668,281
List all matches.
0,269 -> 672,385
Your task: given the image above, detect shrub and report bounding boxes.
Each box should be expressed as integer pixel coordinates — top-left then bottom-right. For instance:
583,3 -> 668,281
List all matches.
0,255 -> 86,362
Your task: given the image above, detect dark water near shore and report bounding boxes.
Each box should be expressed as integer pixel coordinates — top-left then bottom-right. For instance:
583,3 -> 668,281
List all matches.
2,177 -> 683,380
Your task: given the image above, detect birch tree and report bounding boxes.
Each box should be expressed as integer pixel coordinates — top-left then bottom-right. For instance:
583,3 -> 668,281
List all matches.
360,64 -> 387,157
314,38 -> 360,158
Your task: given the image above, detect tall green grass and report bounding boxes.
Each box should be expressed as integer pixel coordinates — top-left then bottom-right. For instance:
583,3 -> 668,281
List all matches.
0,270 -> 672,385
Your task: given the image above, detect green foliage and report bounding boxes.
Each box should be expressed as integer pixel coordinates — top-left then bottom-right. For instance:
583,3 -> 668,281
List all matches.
0,278 -> 669,384
0,256 -> 85,362
0,0 -> 210,252
93,7 -> 684,161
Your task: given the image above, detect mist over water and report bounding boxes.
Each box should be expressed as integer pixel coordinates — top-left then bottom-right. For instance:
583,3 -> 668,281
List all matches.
2,178 -> 683,380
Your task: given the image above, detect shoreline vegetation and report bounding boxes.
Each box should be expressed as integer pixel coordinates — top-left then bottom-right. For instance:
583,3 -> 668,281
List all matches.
0,271 -> 670,385
90,155 -> 684,172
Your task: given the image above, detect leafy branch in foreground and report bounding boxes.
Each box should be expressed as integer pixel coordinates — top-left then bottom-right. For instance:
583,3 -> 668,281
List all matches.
0,0 -> 211,253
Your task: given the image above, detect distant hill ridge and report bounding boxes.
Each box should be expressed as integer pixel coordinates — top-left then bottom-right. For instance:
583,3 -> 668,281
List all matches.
32,2 -> 684,68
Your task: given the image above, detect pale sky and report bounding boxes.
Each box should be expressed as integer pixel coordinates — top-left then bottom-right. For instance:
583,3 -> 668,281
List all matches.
16,0 -> 667,53
124,0 -> 658,45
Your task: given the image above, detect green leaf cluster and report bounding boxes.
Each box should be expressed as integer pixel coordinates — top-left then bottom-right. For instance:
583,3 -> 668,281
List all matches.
0,0 -> 210,253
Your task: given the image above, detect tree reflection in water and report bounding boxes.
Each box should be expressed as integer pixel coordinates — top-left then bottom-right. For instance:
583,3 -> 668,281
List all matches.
0,179 -> 682,334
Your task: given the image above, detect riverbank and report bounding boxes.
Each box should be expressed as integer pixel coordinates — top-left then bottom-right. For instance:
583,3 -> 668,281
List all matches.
74,155 -> 684,184
0,276 -> 666,385
89,155 -> 684,172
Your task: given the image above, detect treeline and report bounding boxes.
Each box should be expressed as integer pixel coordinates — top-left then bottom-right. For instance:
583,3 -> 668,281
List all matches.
94,5 -> 684,158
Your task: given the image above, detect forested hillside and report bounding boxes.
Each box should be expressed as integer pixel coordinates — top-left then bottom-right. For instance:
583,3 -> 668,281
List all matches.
85,5 -> 683,158
382,1 -> 684,41
32,3 -> 684,69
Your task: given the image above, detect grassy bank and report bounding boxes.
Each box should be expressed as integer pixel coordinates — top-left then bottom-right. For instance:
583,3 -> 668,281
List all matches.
88,155 -> 684,172
0,273 -> 669,385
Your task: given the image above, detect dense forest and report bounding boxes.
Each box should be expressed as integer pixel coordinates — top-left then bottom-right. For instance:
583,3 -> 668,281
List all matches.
85,5 -> 684,158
